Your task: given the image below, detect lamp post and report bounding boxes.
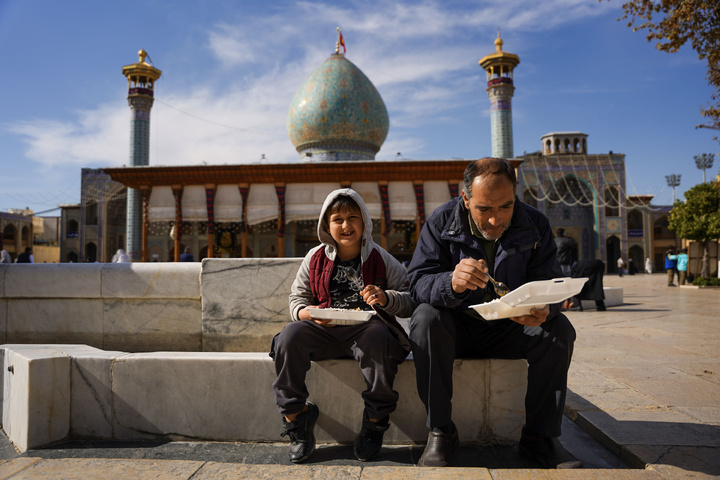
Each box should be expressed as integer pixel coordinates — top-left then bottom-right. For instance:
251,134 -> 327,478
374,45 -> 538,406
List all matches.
694,153 -> 715,183
665,174 -> 681,204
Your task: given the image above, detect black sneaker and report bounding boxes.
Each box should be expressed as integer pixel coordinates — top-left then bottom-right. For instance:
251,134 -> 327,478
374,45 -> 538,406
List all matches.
281,402 -> 319,463
354,410 -> 390,461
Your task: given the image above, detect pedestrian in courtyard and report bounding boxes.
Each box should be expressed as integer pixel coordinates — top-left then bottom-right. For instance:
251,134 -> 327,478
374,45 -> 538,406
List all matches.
565,258 -> 606,311
554,228 -> 577,277
644,257 -> 653,274
16,247 -> 33,263
665,246 -> 678,286
270,188 -> 415,463
668,248 -> 689,285
0,249 -> 11,264
406,157 -> 581,469
111,249 -> 130,263
617,257 -> 624,277
180,247 -> 194,262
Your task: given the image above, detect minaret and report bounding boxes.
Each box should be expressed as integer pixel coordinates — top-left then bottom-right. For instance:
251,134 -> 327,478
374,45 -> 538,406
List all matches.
479,32 -> 520,158
121,50 -> 161,261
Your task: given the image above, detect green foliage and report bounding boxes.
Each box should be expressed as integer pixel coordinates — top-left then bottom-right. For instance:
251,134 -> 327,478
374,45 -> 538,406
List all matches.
610,0 -> 720,132
692,276 -> 720,287
668,182 -> 720,241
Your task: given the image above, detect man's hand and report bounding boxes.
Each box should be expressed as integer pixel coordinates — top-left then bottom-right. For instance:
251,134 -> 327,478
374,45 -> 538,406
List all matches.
509,305 -> 549,327
451,258 -> 489,294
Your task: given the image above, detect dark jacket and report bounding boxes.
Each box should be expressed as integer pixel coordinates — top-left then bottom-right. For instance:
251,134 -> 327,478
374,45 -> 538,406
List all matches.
571,259 -> 605,301
408,196 -> 563,318
555,236 -> 577,266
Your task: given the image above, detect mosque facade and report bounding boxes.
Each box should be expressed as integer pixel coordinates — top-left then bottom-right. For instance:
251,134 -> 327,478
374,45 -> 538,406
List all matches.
62,35 -> 679,272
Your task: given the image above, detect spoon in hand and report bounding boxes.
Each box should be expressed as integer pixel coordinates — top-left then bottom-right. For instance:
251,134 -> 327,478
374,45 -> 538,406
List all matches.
486,273 -> 510,297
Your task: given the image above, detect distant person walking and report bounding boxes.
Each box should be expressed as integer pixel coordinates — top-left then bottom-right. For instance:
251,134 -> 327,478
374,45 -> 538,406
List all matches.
111,249 -> 130,263
644,258 -> 653,274
16,247 -> 33,263
180,247 -> 195,262
0,249 -> 11,264
665,247 -> 678,286
668,248 -> 689,285
565,258 -> 606,311
554,228 -> 577,277
617,257 -> 624,277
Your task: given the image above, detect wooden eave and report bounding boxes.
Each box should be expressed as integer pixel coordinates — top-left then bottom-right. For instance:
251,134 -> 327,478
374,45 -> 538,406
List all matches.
103,160 -> 524,189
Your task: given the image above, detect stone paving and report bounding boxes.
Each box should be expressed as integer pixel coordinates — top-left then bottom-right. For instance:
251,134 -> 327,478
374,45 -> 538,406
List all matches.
565,273 -> 720,479
1,273 -> 718,479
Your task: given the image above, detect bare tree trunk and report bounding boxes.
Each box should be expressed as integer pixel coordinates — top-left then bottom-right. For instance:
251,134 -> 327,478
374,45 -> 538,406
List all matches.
701,241 -> 709,278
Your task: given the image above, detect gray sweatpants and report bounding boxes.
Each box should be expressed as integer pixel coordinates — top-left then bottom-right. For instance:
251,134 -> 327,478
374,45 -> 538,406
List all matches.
271,318 -> 408,419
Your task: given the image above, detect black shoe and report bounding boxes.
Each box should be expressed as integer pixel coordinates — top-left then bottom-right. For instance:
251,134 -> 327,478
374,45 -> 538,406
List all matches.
354,411 -> 390,461
281,402 -> 319,463
519,426 -> 583,469
418,423 -> 459,467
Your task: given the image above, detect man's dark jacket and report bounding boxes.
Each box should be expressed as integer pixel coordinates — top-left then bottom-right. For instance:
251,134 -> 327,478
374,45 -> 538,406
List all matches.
408,196 -> 564,319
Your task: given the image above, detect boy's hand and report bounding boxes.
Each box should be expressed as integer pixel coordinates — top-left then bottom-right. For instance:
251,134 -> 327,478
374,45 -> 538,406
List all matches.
299,306 -> 335,327
361,285 -> 387,308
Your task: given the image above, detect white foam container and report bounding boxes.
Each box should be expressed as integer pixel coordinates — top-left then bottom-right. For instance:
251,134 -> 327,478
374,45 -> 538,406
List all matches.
309,308 -> 375,325
469,277 -> 588,320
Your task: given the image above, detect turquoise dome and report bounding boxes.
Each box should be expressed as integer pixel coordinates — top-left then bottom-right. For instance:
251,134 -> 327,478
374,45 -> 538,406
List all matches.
287,53 -> 389,161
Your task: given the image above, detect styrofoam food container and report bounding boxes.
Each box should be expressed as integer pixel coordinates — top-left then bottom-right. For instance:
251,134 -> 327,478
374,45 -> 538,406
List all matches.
309,308 -> 375,325
469,277 -> 588,320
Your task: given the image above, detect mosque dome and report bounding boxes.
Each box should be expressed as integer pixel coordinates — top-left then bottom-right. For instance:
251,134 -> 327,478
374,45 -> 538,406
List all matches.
287,53 -> 389,161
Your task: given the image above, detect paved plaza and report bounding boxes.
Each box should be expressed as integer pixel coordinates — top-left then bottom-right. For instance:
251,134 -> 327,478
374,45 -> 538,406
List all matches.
1,273 -> 718,479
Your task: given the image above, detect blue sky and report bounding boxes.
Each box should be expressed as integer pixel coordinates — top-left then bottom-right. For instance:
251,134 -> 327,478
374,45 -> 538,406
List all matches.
1,0 -> 717,215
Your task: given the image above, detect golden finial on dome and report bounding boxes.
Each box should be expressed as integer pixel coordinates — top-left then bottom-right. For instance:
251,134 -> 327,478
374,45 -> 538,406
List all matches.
495,29 -> 503,51
139,49 -> 148,63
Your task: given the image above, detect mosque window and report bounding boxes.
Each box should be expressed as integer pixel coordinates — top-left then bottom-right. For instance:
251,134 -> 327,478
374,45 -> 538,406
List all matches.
604,187 -> 619,217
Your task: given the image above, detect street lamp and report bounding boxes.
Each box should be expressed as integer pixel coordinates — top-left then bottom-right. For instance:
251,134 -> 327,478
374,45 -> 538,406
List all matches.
694,153 -> 715,183
665,174 -> 681,204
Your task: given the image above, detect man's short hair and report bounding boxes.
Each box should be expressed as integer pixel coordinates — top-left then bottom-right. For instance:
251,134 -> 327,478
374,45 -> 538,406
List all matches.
463,157 -> 517,198
557,228 -> 565,237
184,247 -> 191,253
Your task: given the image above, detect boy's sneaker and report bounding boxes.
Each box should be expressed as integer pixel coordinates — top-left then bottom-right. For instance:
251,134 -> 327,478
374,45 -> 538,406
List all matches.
354,410 -> 390,461
281,402 -> 319,463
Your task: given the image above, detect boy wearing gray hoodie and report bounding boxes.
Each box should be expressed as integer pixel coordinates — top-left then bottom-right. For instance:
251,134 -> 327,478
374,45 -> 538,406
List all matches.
271,188 -> 415,463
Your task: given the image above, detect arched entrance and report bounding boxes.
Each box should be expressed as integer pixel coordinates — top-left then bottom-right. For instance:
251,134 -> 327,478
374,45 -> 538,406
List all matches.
85,242 -> 97,263
3,224 -> 17,258
606,235 -> 621,273
629,245 -> 644,274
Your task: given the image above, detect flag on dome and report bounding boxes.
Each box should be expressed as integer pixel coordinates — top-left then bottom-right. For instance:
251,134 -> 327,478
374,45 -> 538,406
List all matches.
337,27 -> 346,54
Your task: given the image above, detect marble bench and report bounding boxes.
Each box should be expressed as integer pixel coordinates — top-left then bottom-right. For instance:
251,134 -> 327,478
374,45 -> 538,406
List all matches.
0,344 -> 527,453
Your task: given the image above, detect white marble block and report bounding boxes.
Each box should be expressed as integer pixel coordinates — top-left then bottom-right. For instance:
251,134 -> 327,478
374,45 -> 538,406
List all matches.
580,286 -> 623,310
101,263 -> 201,299
1,345 -> 97,451
201,259 -> 301,352
6,299 -> 104,346
3,264 -> 103,298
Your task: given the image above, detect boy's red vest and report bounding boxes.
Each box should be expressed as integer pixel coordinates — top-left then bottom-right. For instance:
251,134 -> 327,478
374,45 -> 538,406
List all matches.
309,248 -> 408,340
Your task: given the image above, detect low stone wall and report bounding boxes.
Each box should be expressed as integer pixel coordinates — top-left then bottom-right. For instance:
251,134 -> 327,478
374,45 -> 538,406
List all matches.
0,263 -> 203,352
0,345 -> 528,453
0,260 -> 624,352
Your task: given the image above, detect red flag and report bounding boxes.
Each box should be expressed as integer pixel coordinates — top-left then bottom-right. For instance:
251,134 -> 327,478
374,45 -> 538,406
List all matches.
338,28 -> 346,54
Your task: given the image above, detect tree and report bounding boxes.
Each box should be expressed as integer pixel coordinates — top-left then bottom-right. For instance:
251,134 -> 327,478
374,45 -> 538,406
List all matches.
667,182 -> 720,278
611,1 -> 720,132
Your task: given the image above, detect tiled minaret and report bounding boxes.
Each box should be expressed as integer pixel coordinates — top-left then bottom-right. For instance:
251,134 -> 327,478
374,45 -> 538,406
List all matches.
479,33 -> 520,158
121,50 -> 161,261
